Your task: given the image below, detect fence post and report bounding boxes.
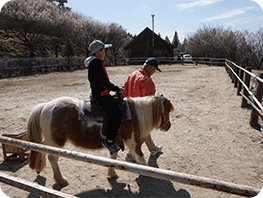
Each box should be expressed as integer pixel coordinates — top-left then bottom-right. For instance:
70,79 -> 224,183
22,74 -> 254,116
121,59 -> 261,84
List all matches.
241,67 -> 252,108
57,60 -> 59,71
234,67 -> 239,88
249,73 -> 263,127
227,63 -> 232,76
237,69 -> 244,96
228,62 -> 233,78
225,62 -> 229,74
44,60 -> 47,73
231,64 -> 236,83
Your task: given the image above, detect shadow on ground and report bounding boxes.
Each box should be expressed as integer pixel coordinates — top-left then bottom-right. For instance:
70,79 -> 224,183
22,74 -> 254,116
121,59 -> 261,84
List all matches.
75,153 -> 191,197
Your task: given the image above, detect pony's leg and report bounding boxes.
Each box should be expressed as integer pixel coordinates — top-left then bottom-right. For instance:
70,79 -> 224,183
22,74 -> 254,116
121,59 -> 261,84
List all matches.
126,140 -> 147,165
134,145 -> 147,165
48,154 -> 68,186
124,138 -> 137,163
43,138 -> 68,185
107,152 -> 118,178
126,150 -> 137,163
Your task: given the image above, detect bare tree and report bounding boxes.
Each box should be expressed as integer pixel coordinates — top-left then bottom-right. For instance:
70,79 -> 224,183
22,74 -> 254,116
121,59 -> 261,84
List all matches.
106,23 -> 131,63
247,27 -> 263,70
81,18 -> 107,56
47,0 -> 68,7
0,0 -> 134,60
0,0 -> 84,58
0,0 -> 73,57
1,0 -> 47,57
186,24 -> 252,65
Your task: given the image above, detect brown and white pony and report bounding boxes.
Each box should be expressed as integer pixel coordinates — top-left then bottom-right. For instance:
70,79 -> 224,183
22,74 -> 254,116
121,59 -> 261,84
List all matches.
27,95 -> 174,185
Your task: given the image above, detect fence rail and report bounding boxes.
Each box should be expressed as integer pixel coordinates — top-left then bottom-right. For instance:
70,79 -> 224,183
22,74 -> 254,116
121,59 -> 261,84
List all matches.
193,57 -> 226,66
0,56 -> 258,80
0,172 -> 76,198
0,57 -> 86,78
0,56 -> 228,79
225,60 -> 263,129
118,57 -> 226,66
0,136 -> 260,197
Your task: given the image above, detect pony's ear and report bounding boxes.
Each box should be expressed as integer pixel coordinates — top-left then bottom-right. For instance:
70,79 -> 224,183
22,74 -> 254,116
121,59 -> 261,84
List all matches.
168,100 -> 175,112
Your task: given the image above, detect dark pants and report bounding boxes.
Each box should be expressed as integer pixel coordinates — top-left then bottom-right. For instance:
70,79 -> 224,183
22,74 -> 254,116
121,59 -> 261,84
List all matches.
94,95 -> 123,141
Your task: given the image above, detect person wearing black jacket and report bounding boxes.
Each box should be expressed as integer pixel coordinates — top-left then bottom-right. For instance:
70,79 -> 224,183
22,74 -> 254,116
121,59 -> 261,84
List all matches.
84,40 -> 124,153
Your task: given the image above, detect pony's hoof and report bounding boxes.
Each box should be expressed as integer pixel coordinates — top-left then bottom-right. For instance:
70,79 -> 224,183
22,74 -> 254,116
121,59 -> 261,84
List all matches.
55,178 -> 69,186
107,169 -> 118,179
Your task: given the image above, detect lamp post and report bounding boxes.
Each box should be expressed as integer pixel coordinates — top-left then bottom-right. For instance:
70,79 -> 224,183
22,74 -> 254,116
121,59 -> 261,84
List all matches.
151,14 -> 155,47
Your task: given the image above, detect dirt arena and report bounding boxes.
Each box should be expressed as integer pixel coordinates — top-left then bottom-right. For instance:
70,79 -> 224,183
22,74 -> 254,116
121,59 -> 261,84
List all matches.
0,64 -> 262,197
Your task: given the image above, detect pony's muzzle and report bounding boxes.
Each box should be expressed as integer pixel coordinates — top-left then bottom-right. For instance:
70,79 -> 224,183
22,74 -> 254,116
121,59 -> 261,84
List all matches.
160,121 -> 171,131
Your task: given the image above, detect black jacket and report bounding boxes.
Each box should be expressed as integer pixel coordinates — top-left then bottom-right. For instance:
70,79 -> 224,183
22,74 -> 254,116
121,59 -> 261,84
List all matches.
86,57 -> 120,98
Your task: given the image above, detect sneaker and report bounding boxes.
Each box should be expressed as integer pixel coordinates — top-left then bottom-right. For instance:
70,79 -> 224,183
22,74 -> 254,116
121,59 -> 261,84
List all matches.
150,146 -> 162,156
102,139 -> 119,153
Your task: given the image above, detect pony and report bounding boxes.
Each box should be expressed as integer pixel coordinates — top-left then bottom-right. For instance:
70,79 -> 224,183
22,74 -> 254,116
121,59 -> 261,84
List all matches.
27,95 -> 174,185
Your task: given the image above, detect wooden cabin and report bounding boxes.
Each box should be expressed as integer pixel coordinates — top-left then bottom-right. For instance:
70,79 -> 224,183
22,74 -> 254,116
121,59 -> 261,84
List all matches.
124,27 -> 175,58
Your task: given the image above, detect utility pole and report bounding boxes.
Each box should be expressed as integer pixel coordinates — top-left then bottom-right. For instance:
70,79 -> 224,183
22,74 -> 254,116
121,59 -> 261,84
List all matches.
151,14 -> 155,47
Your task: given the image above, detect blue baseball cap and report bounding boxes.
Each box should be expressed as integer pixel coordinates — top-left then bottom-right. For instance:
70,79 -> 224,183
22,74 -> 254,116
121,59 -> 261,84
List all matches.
145,58 -> 161,72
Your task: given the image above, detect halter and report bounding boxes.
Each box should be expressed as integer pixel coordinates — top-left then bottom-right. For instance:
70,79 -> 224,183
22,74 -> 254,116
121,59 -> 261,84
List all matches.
158,98 -> 169,129
159,113 -> 169,129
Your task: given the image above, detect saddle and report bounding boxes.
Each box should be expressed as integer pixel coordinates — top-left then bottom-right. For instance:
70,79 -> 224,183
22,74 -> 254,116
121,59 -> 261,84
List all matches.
78,94 -> 132,122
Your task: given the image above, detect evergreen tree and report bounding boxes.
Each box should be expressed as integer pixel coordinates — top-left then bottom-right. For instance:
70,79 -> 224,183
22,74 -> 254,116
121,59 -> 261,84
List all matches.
172,30 -> 179,48
165,36 -> 171,44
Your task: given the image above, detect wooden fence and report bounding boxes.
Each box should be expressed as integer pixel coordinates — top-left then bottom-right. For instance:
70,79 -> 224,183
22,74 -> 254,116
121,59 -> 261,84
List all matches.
225,60 -> 263,130
193,57 -> 226,66
0,57 -> 86,78
0,56 -> 257,79
118,57 -> 226,66
0,136 -> 260,197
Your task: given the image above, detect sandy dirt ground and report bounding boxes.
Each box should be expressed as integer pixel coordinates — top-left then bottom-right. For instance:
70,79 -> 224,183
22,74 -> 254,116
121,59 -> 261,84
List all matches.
0,64 -> 262,198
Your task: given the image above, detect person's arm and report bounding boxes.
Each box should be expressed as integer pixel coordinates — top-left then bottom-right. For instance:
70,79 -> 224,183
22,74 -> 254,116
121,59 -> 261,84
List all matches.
141,78 -> 156,96
94,61 -> 120,92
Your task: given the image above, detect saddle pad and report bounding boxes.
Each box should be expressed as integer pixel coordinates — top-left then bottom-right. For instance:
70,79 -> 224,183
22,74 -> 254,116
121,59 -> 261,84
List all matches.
79,99 -> 103,121
78,98 -> 132,121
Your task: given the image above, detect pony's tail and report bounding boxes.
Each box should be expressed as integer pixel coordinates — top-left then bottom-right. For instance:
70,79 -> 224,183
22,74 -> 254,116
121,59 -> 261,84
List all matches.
27,103 -> 46,174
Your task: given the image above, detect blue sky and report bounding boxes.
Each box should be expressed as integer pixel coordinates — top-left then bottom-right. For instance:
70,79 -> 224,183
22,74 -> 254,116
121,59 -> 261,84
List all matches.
1,0 -> 263,42
66,0 -> 263,42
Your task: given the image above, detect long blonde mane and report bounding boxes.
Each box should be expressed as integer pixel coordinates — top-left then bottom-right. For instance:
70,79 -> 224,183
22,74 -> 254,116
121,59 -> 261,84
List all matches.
129,95 -> 165,139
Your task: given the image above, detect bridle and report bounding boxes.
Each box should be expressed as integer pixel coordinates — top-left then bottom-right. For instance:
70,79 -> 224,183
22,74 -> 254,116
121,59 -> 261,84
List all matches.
159,98 -> 171,129
157,96 -> 171,129
159,113 -> 169,129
